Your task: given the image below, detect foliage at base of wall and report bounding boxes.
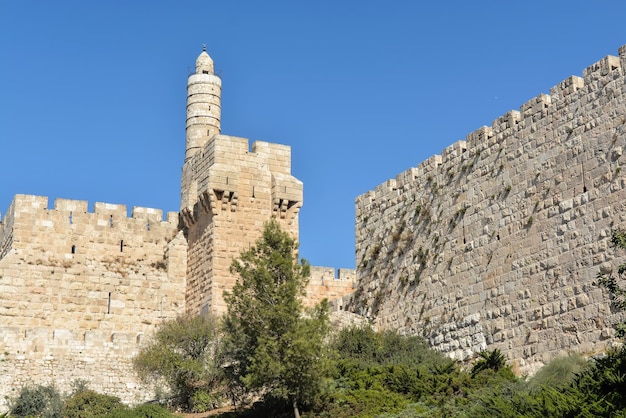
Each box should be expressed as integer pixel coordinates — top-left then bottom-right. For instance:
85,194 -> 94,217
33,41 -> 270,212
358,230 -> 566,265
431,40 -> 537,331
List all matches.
5,385 -> 175,418
208,326 -> 626,418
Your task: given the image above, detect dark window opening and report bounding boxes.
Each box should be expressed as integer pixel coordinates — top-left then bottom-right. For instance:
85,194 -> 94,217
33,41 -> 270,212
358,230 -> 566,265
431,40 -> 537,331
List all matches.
107,292 -> 112,314
71,245 -> 76,254
202,70 -> 209,74
120,240 -> 124,252
497,234 -> 500,241
583,186 -> 587,193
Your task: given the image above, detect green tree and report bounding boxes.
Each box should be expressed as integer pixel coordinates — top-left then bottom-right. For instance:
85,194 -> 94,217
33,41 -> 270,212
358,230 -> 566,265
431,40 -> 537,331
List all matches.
133,314 -> 222,411
222,219 -> 330,418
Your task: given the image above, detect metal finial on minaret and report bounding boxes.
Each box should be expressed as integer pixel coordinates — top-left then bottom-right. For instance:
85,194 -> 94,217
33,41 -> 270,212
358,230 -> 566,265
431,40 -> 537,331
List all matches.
202,43 -> 206,52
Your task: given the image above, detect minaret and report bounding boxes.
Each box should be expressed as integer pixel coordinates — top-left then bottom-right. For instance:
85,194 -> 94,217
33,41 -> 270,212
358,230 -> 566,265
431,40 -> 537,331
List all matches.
185,47 -> 222,161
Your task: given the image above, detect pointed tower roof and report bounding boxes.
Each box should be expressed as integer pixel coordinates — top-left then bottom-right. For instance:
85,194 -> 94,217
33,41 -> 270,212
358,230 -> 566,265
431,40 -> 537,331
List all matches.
196,48 -> 214,74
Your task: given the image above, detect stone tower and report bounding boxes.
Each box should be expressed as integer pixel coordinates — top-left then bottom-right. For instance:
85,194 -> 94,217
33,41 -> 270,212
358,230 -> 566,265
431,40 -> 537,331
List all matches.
180,49 -> 304,315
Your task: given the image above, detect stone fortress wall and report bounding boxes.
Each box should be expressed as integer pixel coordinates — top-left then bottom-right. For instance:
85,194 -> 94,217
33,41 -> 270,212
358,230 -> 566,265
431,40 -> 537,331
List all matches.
0,195 -> 187,408
349,45 -> 626,374
6,43 -> 623,409
0,50 -> 355,410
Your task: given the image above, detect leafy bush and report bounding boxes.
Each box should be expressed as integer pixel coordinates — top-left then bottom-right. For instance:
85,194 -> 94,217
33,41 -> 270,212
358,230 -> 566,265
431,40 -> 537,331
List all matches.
133,314 -> 222,410
191,390 -> 223,413
9,384 -> 62,418
527,353 -> 589,390
63,390 -> 128,418
332,326 -> 444,370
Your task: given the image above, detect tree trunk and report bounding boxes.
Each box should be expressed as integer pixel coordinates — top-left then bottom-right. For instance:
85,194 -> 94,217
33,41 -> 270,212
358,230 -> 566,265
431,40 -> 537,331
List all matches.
292,398 -> 301,418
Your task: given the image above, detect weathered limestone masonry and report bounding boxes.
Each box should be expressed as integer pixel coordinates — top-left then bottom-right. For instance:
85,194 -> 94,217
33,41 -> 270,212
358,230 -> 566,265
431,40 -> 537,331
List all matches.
0,195 -> 186,408
350,45 -> 626,374
0,49 -> 355,410
180,50 -> 355,315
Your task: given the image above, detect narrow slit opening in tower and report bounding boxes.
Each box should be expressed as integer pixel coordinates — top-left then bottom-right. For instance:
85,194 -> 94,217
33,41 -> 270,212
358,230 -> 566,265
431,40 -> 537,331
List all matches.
120,240 -> 124,252
71,245 -> 76,254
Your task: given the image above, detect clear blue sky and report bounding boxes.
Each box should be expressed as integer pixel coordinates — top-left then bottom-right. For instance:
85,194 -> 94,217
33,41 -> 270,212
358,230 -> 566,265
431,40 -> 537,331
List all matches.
1,1 -> 624,270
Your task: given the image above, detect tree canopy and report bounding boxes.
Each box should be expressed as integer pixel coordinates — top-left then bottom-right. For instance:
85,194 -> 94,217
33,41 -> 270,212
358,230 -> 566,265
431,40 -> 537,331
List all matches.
222,219 -> 330,418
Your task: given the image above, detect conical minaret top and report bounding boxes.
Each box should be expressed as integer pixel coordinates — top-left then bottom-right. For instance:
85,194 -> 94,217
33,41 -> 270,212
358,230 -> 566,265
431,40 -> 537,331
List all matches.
185,48 -> 222,161
195,48 -> 214,74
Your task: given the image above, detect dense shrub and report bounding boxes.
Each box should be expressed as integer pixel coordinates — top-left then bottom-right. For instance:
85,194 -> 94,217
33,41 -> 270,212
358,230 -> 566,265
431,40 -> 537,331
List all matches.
333,326 -> 442,369
133,314 -> 222,410
191,389 -> 223,413
9,384 -> 62,418
527,353 -> 589,390
573,345 -> 626,416
62,390 -> 128,418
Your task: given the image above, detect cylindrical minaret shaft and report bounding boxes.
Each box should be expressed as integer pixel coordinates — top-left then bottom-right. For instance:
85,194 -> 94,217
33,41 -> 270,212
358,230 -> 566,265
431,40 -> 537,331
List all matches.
185,49 -> 222,161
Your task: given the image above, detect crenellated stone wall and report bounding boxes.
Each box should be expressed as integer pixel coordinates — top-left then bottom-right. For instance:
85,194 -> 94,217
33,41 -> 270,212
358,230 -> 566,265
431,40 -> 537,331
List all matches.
349,45 -> 626,374
0,192 -> 351,410
8,44 -> 626,408
0,49 -> 352,411
0,195 -> 187,409
308,267 -> 356,309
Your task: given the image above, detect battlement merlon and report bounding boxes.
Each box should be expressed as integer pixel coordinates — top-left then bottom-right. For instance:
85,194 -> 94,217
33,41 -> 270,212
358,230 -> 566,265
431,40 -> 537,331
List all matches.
357,44 -> 626,207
